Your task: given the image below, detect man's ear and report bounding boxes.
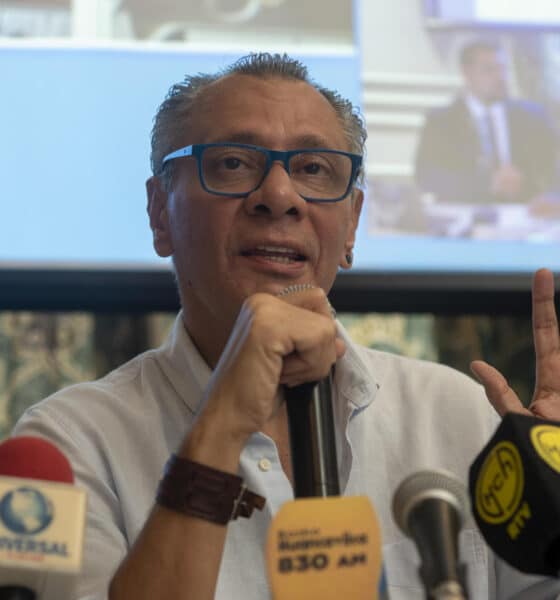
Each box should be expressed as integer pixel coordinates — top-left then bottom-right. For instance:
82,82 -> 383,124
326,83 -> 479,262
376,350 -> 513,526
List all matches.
146,176 -> 173,258
339,188 -> 363,269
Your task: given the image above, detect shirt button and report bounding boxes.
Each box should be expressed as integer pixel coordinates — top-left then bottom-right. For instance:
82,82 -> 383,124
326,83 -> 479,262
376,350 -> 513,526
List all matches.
258,458 -> 271,472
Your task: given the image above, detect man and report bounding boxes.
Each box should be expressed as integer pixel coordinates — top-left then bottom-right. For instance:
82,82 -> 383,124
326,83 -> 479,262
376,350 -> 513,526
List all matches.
14,54 -> 560,599
415,40 -> 558,205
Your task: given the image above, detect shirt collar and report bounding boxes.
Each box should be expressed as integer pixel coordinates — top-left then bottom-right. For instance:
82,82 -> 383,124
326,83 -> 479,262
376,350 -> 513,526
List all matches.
333,321 -> 380,416
156,311 -> 212,414
464,92 -> 504,120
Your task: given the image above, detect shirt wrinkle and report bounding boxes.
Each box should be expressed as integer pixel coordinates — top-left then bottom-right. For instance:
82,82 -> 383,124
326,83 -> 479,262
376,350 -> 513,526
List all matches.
334,322 -> 381,411
156,312 -> 210,413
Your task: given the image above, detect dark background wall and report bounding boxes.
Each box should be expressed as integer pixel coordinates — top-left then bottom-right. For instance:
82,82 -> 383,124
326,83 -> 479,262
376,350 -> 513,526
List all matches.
0,310 -> 535,438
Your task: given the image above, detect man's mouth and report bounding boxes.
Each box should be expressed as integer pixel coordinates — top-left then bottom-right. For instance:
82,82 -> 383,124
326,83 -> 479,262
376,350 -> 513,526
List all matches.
241,245 -> 307,264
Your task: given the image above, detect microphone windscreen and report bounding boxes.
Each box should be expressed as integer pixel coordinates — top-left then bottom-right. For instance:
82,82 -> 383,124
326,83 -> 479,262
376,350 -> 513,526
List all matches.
0,437 -> 73,484
469,412 -> 560,576
266,496 -> 384,599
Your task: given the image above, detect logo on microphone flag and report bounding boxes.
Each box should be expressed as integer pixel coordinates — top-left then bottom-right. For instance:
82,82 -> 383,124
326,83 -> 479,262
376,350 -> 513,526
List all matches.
475,440 -> 524,524
530,424 -> 560,474
0,476 -> 86,573
0,487 -> 54,535
266,496 -> 383,599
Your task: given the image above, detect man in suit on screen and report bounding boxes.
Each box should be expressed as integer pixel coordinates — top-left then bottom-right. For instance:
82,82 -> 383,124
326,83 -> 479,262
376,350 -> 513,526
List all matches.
415,39 -> 558,206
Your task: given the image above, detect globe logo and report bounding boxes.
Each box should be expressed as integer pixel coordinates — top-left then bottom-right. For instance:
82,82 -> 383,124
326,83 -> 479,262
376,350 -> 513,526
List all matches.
0,487 -> 54,535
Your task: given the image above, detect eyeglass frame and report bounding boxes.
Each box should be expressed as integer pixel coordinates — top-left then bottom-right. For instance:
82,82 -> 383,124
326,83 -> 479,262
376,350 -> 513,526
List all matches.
161,142 -> 363,203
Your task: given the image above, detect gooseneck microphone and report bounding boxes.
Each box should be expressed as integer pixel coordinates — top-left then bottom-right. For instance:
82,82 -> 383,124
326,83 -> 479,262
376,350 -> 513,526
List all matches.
392,470 -> 469,600
284,372 -> 340,498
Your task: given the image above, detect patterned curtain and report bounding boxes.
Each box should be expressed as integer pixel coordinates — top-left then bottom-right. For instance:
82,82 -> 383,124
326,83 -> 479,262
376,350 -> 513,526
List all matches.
0,311 -> 535,439
0,313 -> 95,438
435,315 -> 535,405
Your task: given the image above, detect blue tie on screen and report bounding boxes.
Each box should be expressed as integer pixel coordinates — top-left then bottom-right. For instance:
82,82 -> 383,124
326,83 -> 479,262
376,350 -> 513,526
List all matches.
481,109 -> 499,168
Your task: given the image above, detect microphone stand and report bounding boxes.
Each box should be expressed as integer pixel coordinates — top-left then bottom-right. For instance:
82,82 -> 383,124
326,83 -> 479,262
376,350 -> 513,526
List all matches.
284,371 -> 340,498
431,582 -> 466,600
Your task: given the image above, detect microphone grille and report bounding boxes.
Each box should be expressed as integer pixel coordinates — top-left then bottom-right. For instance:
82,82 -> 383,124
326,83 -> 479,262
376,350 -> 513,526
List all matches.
392,469 -> 469,536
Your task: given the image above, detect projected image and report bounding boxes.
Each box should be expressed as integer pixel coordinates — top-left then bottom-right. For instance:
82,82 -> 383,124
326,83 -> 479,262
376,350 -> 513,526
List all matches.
0,2 -> 70,38
117,0 -> 353,47
427,0 -> 560,26
0,1 -> 353,48
367,33 -> 560,243
3,0 -> 560,277
0,2 -> 358,270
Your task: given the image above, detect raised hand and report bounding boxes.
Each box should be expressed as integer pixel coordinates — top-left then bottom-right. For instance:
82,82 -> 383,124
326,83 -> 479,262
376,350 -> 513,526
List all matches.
471,268 -> 560,420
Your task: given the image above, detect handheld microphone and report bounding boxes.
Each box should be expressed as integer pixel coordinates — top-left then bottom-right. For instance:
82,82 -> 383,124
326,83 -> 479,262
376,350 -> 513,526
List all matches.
284,372 -> 339,498
469,412 -> 560,577
269,371 -> 389,598
0,436 -> 86,600
392,469 -> 469,600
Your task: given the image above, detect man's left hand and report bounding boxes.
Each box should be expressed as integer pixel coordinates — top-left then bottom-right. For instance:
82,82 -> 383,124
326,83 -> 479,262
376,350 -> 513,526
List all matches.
471,268 -> 560,420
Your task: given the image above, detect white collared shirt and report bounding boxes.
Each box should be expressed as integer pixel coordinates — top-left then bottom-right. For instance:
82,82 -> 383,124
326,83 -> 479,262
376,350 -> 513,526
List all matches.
13,314 -> 560,599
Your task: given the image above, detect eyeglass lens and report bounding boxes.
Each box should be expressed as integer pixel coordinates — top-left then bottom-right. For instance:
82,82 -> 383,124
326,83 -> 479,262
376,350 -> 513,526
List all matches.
200,146 -> 352,200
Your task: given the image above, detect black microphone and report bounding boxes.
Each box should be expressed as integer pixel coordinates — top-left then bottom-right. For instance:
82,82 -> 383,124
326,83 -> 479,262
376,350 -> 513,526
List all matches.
284,371 -> 340,498
469,412 -> 560,577
392,469 -> 469,600
270,373 -> 387,599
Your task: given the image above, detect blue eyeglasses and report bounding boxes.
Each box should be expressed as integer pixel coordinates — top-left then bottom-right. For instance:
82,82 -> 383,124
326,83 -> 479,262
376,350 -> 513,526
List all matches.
161,142 -> 362,203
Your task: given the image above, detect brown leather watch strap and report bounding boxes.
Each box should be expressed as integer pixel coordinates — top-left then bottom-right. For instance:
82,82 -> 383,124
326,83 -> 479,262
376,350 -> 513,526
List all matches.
156,454 -> 266,525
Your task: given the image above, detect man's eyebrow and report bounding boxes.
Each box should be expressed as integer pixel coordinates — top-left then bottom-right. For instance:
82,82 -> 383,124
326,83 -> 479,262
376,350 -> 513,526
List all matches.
210,132 -> 262,146
293,134 -> 337,149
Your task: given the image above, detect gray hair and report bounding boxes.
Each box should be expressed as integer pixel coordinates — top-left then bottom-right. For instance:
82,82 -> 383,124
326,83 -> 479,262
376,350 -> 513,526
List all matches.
150,52 -> 367,190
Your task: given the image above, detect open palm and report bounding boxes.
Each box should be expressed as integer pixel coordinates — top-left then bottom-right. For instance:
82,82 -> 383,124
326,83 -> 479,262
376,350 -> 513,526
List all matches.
471,269 -> 560,420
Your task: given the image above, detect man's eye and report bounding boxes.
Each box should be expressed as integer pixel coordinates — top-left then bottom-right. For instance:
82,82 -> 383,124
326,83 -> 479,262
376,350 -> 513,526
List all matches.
303,162 -> 322,175
223,157 -> 242,169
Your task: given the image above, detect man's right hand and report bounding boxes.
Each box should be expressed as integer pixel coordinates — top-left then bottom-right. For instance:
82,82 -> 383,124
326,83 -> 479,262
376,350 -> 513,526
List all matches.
182,286 -> 344,467
491,163 -> 524,199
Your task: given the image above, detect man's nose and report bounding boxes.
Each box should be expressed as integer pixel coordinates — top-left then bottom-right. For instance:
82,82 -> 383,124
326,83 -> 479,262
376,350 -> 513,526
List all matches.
243,162 -> 308,218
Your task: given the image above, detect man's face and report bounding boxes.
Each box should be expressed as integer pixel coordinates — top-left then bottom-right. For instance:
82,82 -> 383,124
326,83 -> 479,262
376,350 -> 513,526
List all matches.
463,49 -> 508,104
150,74 -> 362,337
